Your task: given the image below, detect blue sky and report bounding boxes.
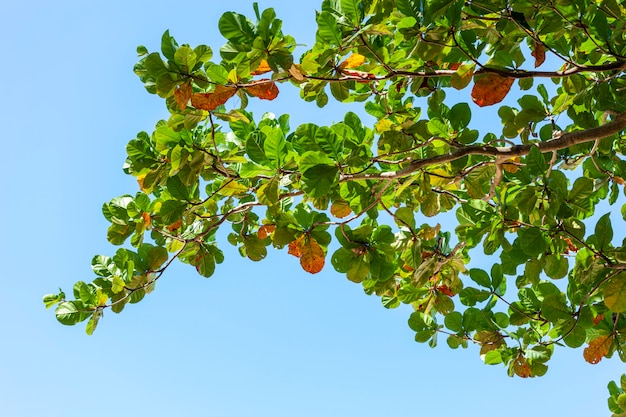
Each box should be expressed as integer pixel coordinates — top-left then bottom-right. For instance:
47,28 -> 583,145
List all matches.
1,1 -> 623,416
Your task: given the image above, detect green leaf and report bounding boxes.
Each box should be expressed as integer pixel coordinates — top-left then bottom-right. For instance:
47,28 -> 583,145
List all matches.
469,268 -> 491,288
161,30 -> 178,61
219,12 -> 256,45
55,301 -> 91,326
604,274 -> 626,313
316,11 -> 342,44
518,228 -> 546,257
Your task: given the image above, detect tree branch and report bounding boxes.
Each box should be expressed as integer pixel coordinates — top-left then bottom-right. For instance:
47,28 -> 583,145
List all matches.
342,112 -> 626,181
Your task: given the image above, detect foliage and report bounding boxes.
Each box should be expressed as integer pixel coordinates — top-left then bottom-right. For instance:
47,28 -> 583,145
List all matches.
44,0 -> 626,412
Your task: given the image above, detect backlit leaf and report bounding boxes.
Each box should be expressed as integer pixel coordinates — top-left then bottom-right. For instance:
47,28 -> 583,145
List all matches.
174,83 -> 192,110
245,80 -> 279,100
584,335 -> 613,364
191,85 -> 237,111
288,234 -> 325,274
604,274 -> 626,312
251,59 -> 272,75
471,74 -> 514,107
339,53 -> 366,69
513,353 -> 532,378
330,199 -> 352,218
531,42 -> 546,68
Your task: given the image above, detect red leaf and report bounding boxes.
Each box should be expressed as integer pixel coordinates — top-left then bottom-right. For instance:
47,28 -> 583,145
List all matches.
531,42 -> 546,68
174,83 -> 192,110
245,80 -> 279,100
583,335 -> 613,364
471,74 -> 514,107
191,85 -> 237,111
251,59 -> 272,75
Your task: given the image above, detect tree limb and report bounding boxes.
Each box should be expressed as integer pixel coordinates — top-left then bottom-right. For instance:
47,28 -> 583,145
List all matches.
342,112 -> 626,181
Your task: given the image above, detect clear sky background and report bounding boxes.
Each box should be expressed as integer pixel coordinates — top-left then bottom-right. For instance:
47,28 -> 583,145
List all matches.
1,1 -> 624,416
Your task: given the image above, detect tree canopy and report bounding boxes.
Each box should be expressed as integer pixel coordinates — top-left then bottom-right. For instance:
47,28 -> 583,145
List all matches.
44,0 -> 626,413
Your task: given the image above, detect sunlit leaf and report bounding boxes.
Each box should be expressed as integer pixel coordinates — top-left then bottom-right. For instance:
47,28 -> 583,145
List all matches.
471,74 -> 514,107
174,83 -> 192,110
584,335 -> 613,364
288,234 -> 325,274
191,85 -> 237,111
339,53 -> 366,69
531,42 -> 546,68
245,80 -> 279,100
251,59 -> 272,75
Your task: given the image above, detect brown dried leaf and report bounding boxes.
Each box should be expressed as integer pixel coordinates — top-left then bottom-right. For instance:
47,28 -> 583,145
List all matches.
251,59 -> 272,75
513,353 -> 532,378
174,83 -> 192,110
471,74 -> 514,107
289,64 -> 305,81
531,42 -> 546,68
245,79 -> 279,100
339,53 -> 366,69
583,335 -> 613,364
191,85 -> 237,111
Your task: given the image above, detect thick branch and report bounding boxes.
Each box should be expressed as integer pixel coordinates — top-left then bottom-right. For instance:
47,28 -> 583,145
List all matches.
342,112 -> 626,181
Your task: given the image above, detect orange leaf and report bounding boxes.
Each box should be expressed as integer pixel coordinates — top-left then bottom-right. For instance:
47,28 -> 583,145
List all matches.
288,236 -> 302,258
531,42 -> 546,68
287,234 -> 325,274
471,74 -> 514,107
245,80 -> 279,100
166,219 -> 183,232
339,53 -> 366,69
513,353 -> 532,378
191,85 -> 237,111
299,235 -> 325,274
141,212 -> 152,228
174,83 -> 192,110
583,335 -> 613,364
436,285 -> 455,297
330,199 -> 351,218
258,225 -> 275,240
251,59 -> 272,75
592,314 -> 605,326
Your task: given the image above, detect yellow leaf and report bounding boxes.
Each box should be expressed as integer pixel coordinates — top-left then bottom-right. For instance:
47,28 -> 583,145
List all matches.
502,156 -> 521,173
339,53 -> 366,69
330,199 -> 352,218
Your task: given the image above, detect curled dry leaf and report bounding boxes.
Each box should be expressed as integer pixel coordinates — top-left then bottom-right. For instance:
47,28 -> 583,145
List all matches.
471,74 -> 514,107
245,79 -> 279,100
251,59 -> 272,75
174,83 -> 192,110
583,335 -> 613,364
531,42 -> 546,68
191,85 -> 237,111
338,53 -> 366,69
